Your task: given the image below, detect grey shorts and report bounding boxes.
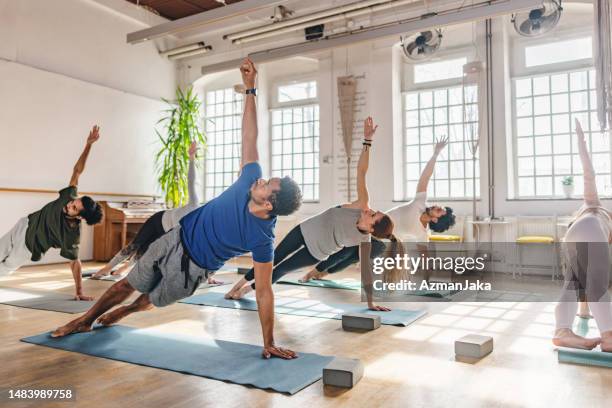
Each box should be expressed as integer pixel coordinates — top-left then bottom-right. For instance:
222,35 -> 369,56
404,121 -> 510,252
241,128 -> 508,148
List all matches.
127,227 -> 209,307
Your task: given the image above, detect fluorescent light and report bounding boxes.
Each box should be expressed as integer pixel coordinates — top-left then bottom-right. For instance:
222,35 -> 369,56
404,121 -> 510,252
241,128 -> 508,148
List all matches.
159,42 -> 206,57
168,46 -> 213,60
127,0 -> 285,44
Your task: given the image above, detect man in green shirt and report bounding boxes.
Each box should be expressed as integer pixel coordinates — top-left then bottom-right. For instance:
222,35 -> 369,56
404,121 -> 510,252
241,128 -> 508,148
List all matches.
0,126 -> 103,300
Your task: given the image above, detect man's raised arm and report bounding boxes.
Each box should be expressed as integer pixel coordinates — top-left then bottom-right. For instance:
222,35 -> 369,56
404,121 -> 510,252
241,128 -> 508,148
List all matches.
240,59 -> 259,166
69,125 -> 100,187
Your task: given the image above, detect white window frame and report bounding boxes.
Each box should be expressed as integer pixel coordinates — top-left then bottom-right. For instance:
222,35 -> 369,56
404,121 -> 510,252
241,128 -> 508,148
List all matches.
202,86 -> 243,201
510,30 -> 612,199
269,76 -> 320,202
401,47 -> 481,201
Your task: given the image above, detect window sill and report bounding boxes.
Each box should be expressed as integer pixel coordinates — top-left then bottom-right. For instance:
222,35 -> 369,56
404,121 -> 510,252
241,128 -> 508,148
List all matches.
506,197 -> 612,201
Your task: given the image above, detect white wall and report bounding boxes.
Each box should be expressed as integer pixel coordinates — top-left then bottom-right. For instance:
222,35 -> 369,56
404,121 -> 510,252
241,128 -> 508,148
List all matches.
0,0 -> 177,263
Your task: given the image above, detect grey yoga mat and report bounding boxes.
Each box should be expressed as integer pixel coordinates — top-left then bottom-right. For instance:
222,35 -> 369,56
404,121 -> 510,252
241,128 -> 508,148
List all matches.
180,292 -> 426,326
21,325 -> 334,394
0,288 -> 95,313
558,347 -> 612,368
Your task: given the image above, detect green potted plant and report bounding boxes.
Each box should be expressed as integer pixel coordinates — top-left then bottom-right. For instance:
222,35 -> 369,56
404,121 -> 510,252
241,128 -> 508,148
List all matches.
155,87 -> 205,208
561,175 -> 574,198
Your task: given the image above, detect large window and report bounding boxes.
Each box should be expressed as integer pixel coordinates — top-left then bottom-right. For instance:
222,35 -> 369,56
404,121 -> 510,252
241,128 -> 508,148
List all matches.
512,36 -> 611,198
270,81 -> 320,201
204,88 -> 243,200
403,57 -> 480,200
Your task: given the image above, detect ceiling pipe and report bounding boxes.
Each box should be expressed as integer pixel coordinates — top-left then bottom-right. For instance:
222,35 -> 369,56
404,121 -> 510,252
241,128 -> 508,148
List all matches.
167,46 -> 213,60
159,42 -> 206,57
230,0 -> 421,45
225,0 -> 402,41
201,0 -> 542,75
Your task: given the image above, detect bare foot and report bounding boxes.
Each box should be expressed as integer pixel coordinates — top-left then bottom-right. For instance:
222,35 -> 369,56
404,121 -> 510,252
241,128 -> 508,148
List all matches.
553,328 -> 600,350
601,331 -> 612,352
51,317 -> 92,338
97,307 -> 129,326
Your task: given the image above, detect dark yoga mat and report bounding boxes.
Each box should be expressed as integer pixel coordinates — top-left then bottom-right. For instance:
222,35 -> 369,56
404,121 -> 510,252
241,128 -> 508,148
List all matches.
0,288 -> 95,313
558,347 -> 612,368
180,292 -> 426,326
22,325 -> 334,394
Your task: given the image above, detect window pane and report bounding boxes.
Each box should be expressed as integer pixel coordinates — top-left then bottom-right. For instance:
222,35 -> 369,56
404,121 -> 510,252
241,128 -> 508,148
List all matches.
204,88 -> 243,201
525,37 -> 592,67
512,68 -> 612,198
403,85 -> 479,199
270,105 -> 320,201
413,57 -> 467,83
278,81 -> 317,103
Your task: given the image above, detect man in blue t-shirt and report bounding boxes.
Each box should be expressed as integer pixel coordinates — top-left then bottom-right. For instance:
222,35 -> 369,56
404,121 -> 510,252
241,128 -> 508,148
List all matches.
52,59 -> 303,360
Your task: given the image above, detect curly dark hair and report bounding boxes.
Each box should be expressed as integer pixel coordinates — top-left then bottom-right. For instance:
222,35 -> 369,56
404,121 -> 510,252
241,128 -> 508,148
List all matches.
79,196 -> 103,225
270,176 -> 302,216
429,206 -> 455,233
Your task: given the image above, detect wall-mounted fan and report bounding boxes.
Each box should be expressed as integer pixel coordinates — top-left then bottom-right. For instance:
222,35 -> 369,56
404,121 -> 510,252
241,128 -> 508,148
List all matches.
512,1 -> 562,37
401,29 -> 443,61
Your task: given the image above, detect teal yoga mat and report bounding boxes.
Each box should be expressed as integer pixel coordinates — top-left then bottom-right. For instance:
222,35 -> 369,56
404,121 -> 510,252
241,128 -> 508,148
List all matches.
180,292 -> 426,326
277,278 -> 458,299
558,347 -> 612,368
22,325 -> 334,394
277,278 -> 362,291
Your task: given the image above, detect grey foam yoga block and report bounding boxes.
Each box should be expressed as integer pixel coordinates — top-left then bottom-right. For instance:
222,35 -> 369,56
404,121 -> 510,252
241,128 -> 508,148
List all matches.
323,358 -> 364,388
455,334 -> 493,358
342,313 -> 381,331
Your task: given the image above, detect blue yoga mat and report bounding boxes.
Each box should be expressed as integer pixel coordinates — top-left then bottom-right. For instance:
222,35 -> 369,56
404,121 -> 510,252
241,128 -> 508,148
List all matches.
558,347 -> 612,368
22,325 -> 334,394
180,292 -> 426,326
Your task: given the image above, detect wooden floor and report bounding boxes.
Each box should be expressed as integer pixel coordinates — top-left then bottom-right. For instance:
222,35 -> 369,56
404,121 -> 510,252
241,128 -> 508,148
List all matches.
1,261 -> 611,408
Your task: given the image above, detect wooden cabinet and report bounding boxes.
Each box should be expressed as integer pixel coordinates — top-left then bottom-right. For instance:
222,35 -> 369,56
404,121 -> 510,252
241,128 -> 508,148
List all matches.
93,201 -> 164,261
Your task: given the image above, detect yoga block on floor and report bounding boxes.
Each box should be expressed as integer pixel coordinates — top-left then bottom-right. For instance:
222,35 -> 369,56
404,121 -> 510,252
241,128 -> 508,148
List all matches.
455,334 -> 493,358
237,267 -> 249,275
323,358 -> 364,388
342,313 -> 381,331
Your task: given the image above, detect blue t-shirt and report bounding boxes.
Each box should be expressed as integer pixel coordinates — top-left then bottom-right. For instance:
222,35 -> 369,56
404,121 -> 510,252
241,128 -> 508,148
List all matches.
180,162 -> 276,271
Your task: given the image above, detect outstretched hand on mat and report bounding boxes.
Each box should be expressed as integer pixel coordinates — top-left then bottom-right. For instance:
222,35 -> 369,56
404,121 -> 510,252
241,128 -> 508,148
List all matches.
262,345 -> 298,360
74,293 -> 94,301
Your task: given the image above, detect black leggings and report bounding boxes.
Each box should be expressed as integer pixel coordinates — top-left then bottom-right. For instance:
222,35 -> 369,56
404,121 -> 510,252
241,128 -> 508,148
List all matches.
244,225 -> 319,289
315,238 -> 386,274
106,210 -> 166,269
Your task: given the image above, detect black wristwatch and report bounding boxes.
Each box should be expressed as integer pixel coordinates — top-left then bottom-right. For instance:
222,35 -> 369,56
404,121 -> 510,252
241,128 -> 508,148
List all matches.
246,88 -> 257,96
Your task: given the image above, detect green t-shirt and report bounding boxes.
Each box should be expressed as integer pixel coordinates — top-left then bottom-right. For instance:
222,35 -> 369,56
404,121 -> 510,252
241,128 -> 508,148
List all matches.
25,186 -> 81,262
